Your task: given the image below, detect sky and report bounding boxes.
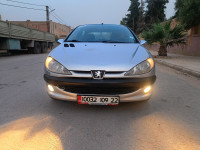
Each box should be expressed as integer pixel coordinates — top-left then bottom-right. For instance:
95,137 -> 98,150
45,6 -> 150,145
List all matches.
0,0 -> 176,28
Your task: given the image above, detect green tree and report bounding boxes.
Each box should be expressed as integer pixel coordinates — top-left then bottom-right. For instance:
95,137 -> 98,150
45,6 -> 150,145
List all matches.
145,0 -> 169,28
136,0 -> 145,34
120,18 -> 126,26
120,0 -> 140,32
175,0 -> 200,30
142,21 -> 186,56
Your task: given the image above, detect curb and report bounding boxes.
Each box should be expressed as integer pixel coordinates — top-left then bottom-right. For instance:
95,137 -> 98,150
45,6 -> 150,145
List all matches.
155,59 -> 200,78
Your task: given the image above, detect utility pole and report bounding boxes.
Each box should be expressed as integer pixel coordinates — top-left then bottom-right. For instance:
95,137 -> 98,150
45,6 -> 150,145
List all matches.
46,6 -> 49,21
46,6 -> 50,33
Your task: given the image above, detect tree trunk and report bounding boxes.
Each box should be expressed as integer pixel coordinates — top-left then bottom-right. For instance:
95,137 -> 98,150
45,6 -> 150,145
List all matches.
158,45 -> 167,56
189,27 -> 194,45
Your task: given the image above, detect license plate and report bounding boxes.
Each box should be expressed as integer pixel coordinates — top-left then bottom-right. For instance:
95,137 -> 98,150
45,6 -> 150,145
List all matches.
78,95 -> 119,105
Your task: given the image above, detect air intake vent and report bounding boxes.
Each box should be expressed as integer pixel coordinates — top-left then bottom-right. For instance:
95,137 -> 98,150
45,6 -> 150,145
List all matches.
64,43 -> 75,47
64,44 -> 69,47
70,44 -> 75,47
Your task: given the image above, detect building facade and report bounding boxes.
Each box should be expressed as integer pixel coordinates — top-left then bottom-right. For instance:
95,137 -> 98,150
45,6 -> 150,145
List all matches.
10,20 -> 72,39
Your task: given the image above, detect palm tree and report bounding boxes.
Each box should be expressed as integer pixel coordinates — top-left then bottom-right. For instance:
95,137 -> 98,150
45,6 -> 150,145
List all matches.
142,20 -> 186,56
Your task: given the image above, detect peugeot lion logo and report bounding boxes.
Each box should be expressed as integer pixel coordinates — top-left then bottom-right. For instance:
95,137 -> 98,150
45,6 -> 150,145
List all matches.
91,70 -> 105,79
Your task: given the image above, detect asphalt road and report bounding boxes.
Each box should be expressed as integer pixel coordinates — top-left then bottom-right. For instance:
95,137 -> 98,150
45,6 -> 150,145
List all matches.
0,53 -> 200,150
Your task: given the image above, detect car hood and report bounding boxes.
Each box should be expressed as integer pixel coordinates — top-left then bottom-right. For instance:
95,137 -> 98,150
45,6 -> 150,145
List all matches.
49,43 -> 151,71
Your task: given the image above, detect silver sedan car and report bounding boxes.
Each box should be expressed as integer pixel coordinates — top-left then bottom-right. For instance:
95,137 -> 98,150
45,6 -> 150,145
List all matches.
44,24 -> 156,105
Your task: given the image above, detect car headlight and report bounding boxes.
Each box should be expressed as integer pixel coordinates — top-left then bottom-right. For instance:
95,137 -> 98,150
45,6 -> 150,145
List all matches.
45,57 -> 72,75
125,58 -> 154,76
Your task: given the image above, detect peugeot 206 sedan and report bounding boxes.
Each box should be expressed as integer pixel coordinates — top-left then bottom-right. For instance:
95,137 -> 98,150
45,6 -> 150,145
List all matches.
44,24 -> 156,105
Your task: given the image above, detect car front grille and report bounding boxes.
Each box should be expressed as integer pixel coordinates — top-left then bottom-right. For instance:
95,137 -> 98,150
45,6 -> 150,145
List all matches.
72,71 -> 124,74
58,85 -> 140,95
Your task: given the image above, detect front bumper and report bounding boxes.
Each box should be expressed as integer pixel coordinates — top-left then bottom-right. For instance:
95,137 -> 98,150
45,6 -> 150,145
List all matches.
44,74 -> 156,102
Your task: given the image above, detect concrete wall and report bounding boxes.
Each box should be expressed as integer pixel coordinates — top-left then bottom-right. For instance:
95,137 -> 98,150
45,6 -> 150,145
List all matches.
10,20 -> 72,39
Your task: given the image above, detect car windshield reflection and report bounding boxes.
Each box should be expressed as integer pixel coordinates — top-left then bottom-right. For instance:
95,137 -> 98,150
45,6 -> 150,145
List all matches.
65,24 -> 138,43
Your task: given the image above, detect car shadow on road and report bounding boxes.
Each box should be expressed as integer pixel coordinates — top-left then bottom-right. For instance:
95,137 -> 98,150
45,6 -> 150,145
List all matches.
0,93 -> 153,150
39,99 -> 153,149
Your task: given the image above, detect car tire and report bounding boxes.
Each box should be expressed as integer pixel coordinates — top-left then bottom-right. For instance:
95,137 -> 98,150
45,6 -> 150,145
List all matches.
27,47 -> 34,54
41,42 -> 48,53
33,42 -> 41,54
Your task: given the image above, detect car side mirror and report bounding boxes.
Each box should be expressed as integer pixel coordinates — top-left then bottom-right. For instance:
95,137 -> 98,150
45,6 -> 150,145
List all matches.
140,40 -> 147,45
57,39 -> 64,44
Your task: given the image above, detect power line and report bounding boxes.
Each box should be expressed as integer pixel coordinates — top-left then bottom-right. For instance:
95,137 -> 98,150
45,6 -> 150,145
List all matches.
5,0 -> 45,7
46,0 -> 54,8
49,7 -> 67,25
52,12 -> 67,25
51,13 -> 65,25
0,2 -> 46,11
1,1 -> 68,25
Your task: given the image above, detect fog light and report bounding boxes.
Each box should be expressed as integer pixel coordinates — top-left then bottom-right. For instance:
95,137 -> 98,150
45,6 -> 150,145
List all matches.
144,86 -> 151,93
48,85 -> 54,92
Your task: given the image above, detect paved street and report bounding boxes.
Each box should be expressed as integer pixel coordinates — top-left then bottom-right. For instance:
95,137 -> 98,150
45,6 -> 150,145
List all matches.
0,53 -> 200,150
149,50 -> 200,78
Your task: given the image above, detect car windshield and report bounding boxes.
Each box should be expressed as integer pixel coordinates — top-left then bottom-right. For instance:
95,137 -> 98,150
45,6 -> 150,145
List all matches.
65,24 -> 138,43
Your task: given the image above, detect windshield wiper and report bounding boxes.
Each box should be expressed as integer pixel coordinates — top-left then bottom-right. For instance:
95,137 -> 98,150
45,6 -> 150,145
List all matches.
102,41 -> 127,43
66,40 -> 80,42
